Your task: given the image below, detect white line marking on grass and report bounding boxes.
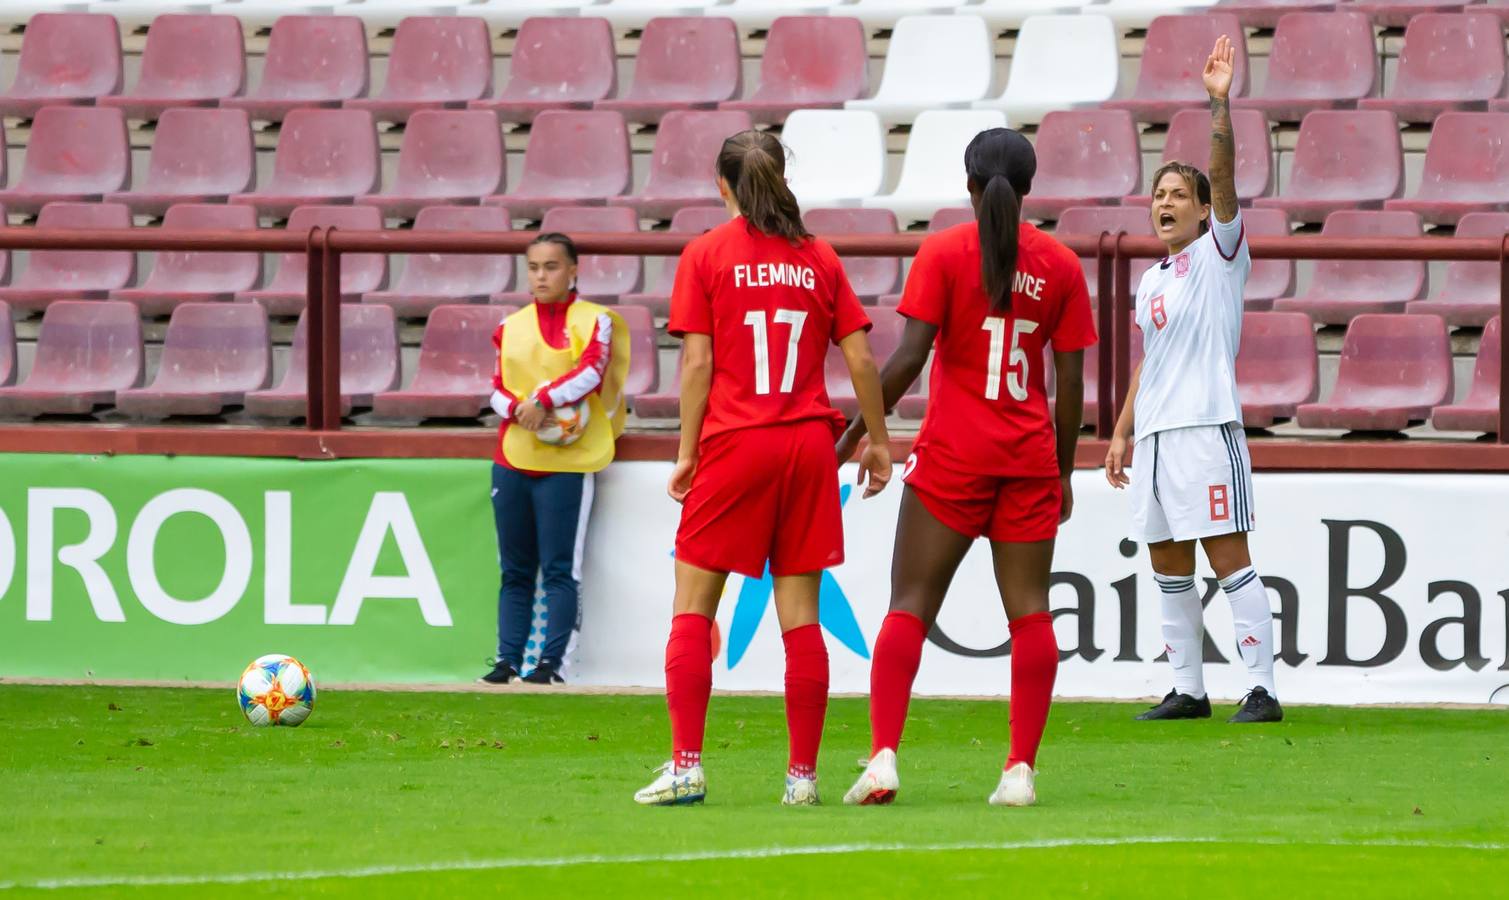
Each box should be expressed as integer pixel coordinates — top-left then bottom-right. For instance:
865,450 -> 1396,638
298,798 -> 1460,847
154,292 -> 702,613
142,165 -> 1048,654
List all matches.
3,837 -> 1505,891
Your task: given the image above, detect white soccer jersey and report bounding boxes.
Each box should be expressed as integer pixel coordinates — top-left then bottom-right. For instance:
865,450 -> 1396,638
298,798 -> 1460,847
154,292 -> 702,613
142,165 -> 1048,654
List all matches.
1132,211 -> 1250,442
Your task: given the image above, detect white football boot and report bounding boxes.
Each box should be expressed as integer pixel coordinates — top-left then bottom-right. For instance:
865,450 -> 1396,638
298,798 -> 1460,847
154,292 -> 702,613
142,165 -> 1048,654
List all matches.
843,748 -> 899,805
782,774 -> 820,806
634,762 -> 707,806
988,762 -> 1036,807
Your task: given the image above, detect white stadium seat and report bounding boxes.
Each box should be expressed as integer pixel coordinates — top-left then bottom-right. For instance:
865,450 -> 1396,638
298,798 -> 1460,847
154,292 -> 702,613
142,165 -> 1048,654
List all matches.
972,15 -> 1118,125
963,0 -> 1098,30
1093,0 -> 1219,30
597,0 -> 733,29
844,15 -> 993,125
342,0 -> 484,27
862,108 -> 1008,225
783,109 -> 886,209
721,0 -> 839,29
472,0 -> 608,25
845,0 -> 974,29
0,1 -> 88,24
210,0 -> 353,28
86,1 -> 214,30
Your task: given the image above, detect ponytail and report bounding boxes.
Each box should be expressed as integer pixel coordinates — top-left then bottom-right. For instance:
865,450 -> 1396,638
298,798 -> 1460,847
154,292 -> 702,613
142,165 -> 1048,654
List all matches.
716,130 -> 811,245
963,128 -> 1037,313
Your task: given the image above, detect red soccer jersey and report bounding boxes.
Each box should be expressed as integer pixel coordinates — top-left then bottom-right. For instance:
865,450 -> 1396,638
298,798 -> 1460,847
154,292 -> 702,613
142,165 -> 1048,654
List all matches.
669,217 -> 871,442
900,221 -> 1097,478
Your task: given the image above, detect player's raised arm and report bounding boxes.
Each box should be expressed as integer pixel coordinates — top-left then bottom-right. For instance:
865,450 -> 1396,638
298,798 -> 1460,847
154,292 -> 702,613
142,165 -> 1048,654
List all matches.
1204,35 -> 1238,222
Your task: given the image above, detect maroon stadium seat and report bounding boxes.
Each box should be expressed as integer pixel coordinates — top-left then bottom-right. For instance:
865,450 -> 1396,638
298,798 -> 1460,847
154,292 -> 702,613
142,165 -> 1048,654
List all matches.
1216,0 -> 1339,29
1405,212 -> 1509,327
1240,208 -> 1295,309
495,206 -> 643,303
98,15 -> 245,121
595,18 -> 740,124
0,202 -> 134,313
1053,206 -> 1154,302
612,110 -> 753,220
1296,313 -> 1453,431
484,110 -> 631,220
1104,15 -> 1248,124
719,17 -> 869,125
360,110 -> 505,220
804,208 -> 902,303
0,302 -> 13,387
1353,0 -> 1474,29
928,208 -> 975,231
0,106 -> 130,216
1235,311 -> 1318,428
826,305 -> 909,417
114,302 -> 272,418
0,14 -> 122,119
615,303 -> 659,401
363,205 -> 514,317
469,17 -> 616,124
105,108 -> 255,217
1081,316 -> 1144,427
1384,113 -> 1509,226
634,353 -> 682,419
1253,110 -> 1403,224
1021,110 -> 1142,222
236,205 -> 387,316
1359,14 -> 1504,124
230,108 -> 380,217
1432,316 -> 1502,434
1233,12 -> 1375,123
110,204 -> 262,316
0,300 -> 142,417
1123,107 -> 1273,205
222,16 -> 369,123
373,304 -> 503,419
619,206 -> 728,317
345,17 -> 492,124
245,303 -> 401,419
1273,210 -> 1425,323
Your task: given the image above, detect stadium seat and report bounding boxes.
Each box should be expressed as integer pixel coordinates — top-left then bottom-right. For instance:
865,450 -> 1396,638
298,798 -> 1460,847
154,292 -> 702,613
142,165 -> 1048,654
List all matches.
236,205 -> 387,316
927,207 -> 974,231
1352,0 -> 1472,29
719,17 -> 868,125
209,0 -> 359,31
826,305 -> 908,416
0,106 -> 130,216
1020,110 -> 1142,222
1295,314 -> 1452,432
244,303 -> 401,419
471,0 -> 609,27
1215,0 -> 1339,29
1253,111 -> 1403,224
1122,107 -> 1273,206
616,303 -> 658,401
620,206 -> 729,317
1359,14 -> 1504,124
972,15 -> 1118,126
84,3 -> 224,31
595,18 -> 740,124
372,304 -> 503,420
362,205 -> 514,317
467,17 -> 616,124
1080,318 -> 1143,427
1432,316 -> 1502,434
1095,0 -> 1222,31
1104,15 -> 1247,124
846,0 -> 974,29
0,302 -> 13,388
1054,206 -> 1156,301
596,0 -> 733,29
344,16 -> 492,124
611,110 -> 753,220
483,110 -> 631,221
97,15 -> 245,121
863,109 -> 1007,225
1273,210 -> 1425,324
340,0 -> 485,29
105,108 -> 255,217
1239,208 -> 1295,309
1234,311 -> 1318,428
633,353 -> 681,418
1384,113 -> 1509,226
221,15 -> 369,123
359,110 -> 505,221
782,109 -> 887,210
0,300 -> 143,417
0,13 -> 122,119
1404,213 -> 1508,327
0,203 -> 135,313
114,302 -> 273,418
110,204 -> 262,316
966,0 -> 1102,31
844,16 -> 993,125
230,108 -> 380,218
804,208 -> 902,303
1233,12 -> 1376,123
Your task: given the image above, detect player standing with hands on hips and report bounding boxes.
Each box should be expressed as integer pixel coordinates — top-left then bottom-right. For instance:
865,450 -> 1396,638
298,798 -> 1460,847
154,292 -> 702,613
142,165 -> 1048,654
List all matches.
635,130 -> 892,807
1106,36 -> 1282,723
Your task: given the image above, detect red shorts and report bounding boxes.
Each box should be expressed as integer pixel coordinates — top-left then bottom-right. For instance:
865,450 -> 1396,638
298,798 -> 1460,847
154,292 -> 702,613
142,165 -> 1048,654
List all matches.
901,449 -> 1062,543
675,419 -> 844,578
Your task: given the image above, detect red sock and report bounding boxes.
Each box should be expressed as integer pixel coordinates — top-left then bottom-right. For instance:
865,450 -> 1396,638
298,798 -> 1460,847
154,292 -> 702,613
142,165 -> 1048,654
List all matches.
782,624 -> 829,780
665,613 -> 713,772
869,610 -> 927,758
1006,611 -> 1059,770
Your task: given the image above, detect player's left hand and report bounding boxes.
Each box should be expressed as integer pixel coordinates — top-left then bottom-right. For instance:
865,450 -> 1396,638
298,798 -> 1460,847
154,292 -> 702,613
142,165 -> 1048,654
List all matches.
516,398 -> 548,432
1059,474 -> 1074,524
1203,34 -> 1235,99
668,456 -> 697,504
857,442 -> 892,499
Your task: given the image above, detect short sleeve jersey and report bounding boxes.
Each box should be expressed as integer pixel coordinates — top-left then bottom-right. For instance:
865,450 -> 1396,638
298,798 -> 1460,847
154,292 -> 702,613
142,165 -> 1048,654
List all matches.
669,217 -> 871,442
900,221 -> 1097,478
1132,210 -> 1250,443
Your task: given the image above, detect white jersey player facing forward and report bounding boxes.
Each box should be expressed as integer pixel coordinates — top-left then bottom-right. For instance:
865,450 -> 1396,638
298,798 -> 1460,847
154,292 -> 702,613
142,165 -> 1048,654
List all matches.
1106,35 -> 1282,724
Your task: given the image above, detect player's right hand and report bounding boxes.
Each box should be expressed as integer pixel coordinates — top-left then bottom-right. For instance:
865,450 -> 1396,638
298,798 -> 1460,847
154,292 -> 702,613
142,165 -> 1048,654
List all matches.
667,457 -> 697,504
857,443 -> 892,499
1105,435 -> 1130,489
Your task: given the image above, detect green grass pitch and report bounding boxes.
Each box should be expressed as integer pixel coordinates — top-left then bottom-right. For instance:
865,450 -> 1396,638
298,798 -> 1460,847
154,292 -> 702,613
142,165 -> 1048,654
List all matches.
2,685 -> 1506,898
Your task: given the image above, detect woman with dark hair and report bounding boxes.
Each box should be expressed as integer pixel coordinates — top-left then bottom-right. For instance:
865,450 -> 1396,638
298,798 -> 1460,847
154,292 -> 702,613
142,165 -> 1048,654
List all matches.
481,233 -> 629,687
839,128 -> 1096,808
635,130 -> 893,807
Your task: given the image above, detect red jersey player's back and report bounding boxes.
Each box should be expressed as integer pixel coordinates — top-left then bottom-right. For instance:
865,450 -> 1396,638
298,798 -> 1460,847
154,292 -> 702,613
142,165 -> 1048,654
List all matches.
669,216 -> 871,441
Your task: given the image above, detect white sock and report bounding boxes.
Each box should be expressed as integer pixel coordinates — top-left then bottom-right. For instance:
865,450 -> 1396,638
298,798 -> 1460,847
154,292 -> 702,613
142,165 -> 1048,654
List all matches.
1220,566 -> 1276,696
1155,572 -> 1205,699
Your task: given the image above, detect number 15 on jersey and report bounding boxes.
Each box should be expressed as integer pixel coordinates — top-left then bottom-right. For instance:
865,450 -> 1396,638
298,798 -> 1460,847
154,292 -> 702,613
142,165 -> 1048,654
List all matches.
981,316 -> 1038,401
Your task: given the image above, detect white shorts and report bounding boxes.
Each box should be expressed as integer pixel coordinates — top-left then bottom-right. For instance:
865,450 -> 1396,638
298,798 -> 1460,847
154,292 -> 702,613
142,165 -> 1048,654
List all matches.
1129,422 -> 1254,544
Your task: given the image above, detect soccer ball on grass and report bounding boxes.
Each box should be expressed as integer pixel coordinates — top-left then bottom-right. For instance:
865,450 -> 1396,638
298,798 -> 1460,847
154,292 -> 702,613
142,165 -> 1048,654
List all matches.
237,654 -> 316,727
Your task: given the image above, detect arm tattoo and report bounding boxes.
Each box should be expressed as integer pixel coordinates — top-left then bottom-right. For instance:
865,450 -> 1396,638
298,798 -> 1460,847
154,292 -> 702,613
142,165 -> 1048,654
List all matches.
1209,95 -> 1238,221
